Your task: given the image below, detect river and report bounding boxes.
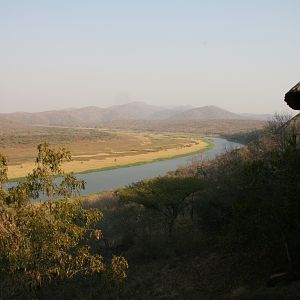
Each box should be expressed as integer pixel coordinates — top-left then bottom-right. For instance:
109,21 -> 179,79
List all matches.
75,137 -> 241,196
6,137 -> 241,199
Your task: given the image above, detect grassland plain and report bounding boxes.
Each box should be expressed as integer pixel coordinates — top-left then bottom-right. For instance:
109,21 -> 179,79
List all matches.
1,126 -> 212,179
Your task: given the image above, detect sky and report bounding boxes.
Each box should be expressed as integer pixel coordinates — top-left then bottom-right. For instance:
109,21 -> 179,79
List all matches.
0,0 -> 300,114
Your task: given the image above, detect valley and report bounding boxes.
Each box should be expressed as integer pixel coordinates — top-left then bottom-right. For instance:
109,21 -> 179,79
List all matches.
0,103 -> 266,179
1,2 -> 299,298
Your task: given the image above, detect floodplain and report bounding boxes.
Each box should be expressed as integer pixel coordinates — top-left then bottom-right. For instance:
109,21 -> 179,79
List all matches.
0,126 -> 209,179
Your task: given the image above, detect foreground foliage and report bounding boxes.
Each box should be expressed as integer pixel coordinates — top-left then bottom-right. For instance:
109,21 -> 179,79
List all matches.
0,143 -> 127,299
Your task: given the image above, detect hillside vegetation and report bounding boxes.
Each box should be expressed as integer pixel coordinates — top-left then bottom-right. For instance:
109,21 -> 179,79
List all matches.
0,114 -> 299,299
81,114 -> 300,299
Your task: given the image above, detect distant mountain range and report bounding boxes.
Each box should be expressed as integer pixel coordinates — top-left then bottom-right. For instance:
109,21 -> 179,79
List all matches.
0,102 -> 272,128
169,106 -> 245,121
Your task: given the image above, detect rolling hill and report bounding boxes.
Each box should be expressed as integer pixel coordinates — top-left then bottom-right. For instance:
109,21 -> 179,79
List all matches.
168,105 -> 246,120
0,102 -> 270,128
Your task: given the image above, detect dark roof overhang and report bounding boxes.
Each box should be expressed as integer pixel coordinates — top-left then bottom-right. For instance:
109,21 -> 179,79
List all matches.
285,82 -> 300,110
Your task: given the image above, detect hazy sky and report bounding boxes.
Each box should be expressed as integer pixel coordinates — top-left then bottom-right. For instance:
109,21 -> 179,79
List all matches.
1,1 -> 299,114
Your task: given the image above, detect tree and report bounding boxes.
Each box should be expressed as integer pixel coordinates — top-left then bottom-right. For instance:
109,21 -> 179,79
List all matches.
0,144 -> 128,298
6,143 -> 85,207
265,113 -> 296,151
118,176 -> 201,237
0,154 -> 8,205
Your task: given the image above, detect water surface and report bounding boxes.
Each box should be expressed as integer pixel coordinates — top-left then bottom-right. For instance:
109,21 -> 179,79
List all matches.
7,137 -> 241,199
76,137 -> 241,196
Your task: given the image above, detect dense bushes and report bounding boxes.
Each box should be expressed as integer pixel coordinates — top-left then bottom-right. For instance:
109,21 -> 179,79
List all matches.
198,145 -> 300,248
196,116 -> 300,258
90,115 -> 300,276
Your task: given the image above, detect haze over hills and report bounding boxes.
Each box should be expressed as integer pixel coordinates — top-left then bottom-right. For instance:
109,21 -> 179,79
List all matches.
239,113 -> 273,120
168,105 -> 246,121
0,102 -> 271,128
100,102 -> 167,121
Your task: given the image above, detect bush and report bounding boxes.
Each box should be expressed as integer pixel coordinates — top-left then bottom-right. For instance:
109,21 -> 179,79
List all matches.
193,115 -> 300,270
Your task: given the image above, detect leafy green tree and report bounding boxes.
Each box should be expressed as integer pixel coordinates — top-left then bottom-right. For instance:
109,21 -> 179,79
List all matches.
6,143 -> 85,207
0,144 -> 128,298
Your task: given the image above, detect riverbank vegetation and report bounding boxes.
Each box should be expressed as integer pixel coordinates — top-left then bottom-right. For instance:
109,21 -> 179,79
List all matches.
0,114 -> 299,298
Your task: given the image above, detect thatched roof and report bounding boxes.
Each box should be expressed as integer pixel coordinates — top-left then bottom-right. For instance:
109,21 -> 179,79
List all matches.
285,81 -> 300,110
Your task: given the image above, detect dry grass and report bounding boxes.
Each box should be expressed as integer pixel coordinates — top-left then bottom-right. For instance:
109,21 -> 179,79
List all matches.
1,118 -> 265,179
81,192 -> 117,210
6,138 -> 208,179
1,126 -> 209,179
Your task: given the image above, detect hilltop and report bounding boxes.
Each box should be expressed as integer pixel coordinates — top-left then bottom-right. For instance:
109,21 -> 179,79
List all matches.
168,105 -> 245,120
0,102 -> 270,129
